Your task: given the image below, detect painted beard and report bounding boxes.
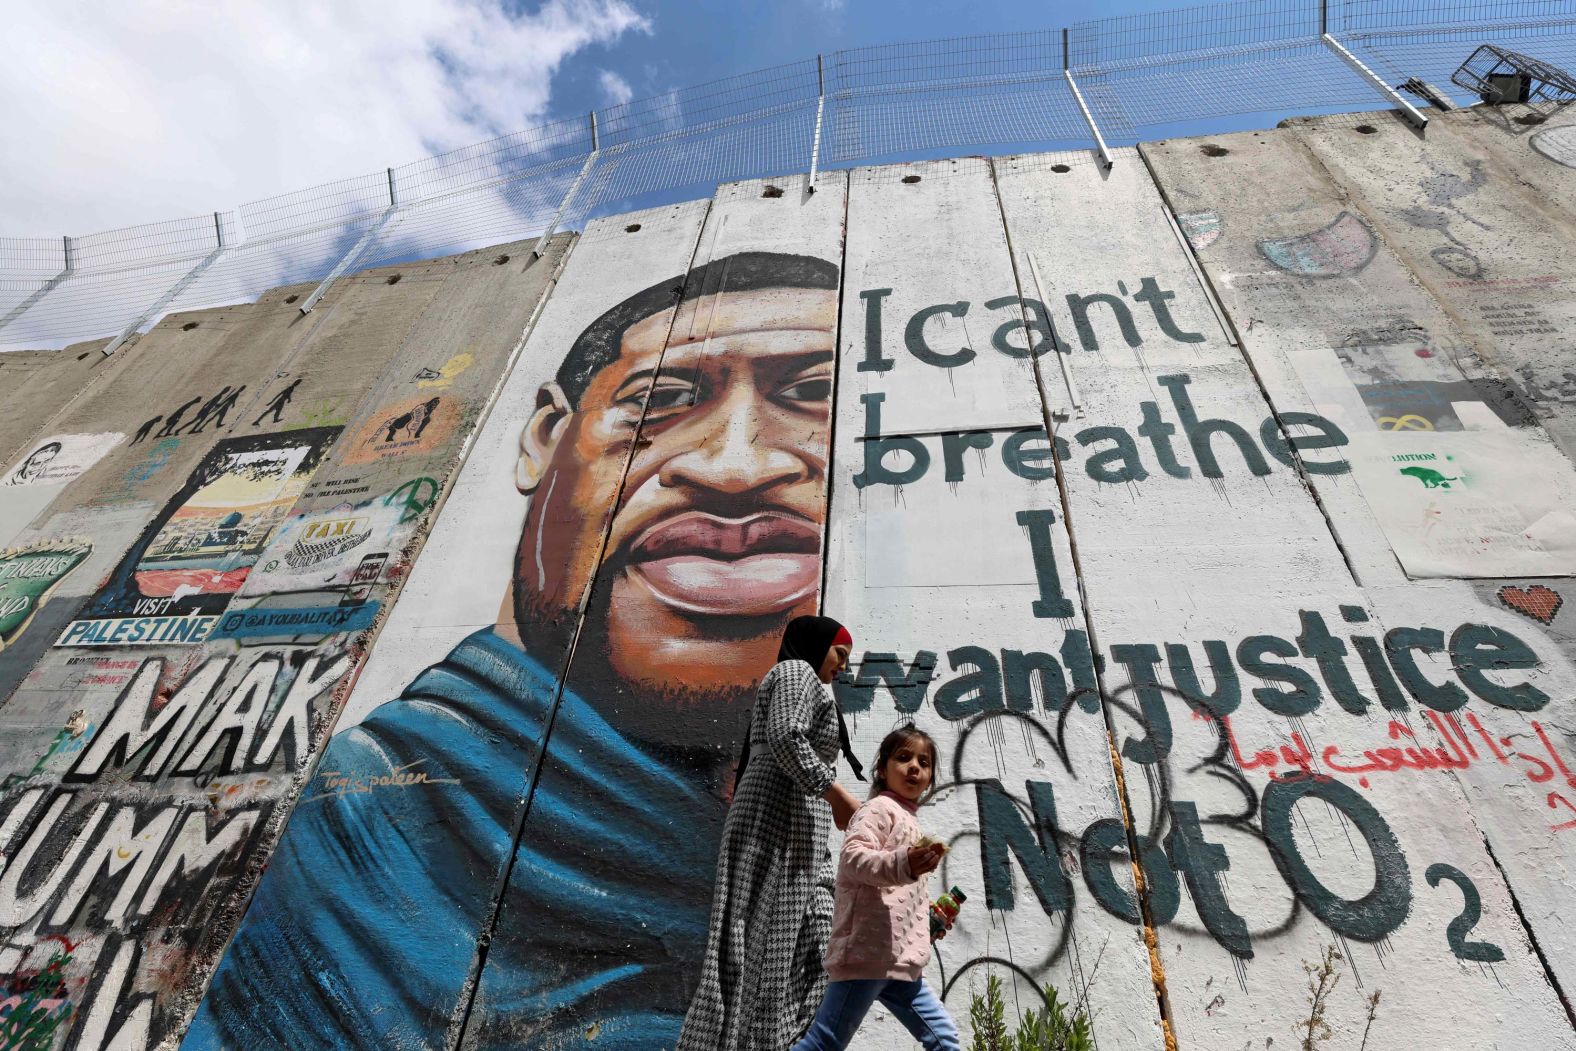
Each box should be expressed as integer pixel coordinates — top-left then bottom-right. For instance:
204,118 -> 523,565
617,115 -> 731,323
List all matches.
515,572 -> 760,751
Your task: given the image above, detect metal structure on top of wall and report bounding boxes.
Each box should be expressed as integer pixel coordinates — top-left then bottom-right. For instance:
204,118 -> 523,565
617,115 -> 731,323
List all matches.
2,0 -> 1575,354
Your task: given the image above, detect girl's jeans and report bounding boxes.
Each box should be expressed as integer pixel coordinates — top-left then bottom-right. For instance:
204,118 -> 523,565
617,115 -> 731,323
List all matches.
791,977 -> 960,1051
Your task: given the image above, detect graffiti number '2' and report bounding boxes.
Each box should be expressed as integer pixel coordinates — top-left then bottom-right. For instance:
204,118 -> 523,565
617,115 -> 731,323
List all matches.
1424,863 -> 1505,963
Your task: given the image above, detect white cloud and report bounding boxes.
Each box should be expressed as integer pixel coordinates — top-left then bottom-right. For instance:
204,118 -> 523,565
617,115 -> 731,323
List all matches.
0,0 -> 651,237
598,69 -> 635,107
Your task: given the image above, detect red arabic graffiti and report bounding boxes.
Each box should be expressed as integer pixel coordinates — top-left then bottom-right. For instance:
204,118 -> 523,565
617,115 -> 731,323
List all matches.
1212,709 -> 1576,831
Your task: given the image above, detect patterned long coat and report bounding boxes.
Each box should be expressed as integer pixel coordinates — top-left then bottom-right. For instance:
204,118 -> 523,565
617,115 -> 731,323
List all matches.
678,659 -> 842,1050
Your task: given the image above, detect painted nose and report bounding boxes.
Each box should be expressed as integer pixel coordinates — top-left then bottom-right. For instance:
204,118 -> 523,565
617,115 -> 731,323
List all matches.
657,391 -> 808,495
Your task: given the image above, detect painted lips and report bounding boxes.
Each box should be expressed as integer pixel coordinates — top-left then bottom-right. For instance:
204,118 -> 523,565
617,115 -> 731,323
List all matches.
627,511 -> 820,616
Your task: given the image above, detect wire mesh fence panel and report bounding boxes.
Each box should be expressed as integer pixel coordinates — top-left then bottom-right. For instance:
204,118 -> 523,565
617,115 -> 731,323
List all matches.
580,100 -> 821,219
0,213 -> 231,350
596,59 -> 821,149
1342,22 -> 1576,103
359,153 -> 593,271
821,31 -> 1098,164
1333,0 -> 1576,34
393,115 -> 593,208
236,170 -> 394,246
0,237 -> 70,330
163,222 -> 374,318
4,0 -> 1576,353
0,259 -> 206,351
1097,43 -> 1389,136
825,79 -> 1095,165
1068,0 -> 1320,70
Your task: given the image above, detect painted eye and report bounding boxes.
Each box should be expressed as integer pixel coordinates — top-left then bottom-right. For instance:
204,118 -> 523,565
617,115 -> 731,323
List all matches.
777,376 -> 831,403
647,386 -> 692,411
632,381 -> 696,415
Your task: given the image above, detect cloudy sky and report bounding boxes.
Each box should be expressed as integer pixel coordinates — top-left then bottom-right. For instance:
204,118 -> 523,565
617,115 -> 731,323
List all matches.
3,0 -> 1139,238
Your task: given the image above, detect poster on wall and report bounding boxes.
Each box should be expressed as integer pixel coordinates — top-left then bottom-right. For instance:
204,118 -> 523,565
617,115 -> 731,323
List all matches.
340,394 -> 459,464
0,432 -> 123,546
240,499 -> 406,594
58,428 -> 341,646
0,539 -> 91,650
1291,342 -> 1576,577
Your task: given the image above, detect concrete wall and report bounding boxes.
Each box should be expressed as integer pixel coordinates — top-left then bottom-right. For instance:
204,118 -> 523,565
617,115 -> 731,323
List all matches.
0,238 -> 570,1050
2,105 -> 1576,1050
0,345 -> 121,468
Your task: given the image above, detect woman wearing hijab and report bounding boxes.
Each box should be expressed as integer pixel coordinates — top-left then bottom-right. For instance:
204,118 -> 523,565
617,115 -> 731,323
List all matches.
678,615 -> 866,1051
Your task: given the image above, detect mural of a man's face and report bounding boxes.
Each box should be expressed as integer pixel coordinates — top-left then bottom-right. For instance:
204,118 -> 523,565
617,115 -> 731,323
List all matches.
15,443 -> 61,482
512,268 -> 836,715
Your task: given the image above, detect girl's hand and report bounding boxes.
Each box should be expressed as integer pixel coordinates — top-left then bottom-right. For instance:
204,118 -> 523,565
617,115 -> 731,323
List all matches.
907,842 -> 945,877
825,783 -> 861,831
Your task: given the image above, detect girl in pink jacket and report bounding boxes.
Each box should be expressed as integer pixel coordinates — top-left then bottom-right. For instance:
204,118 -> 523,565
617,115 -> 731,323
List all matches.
791,726 -> 961,1051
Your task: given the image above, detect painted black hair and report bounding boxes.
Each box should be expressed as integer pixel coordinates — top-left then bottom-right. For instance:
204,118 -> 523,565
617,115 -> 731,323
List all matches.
553,250 -> 839,407
869,725 -> 940,800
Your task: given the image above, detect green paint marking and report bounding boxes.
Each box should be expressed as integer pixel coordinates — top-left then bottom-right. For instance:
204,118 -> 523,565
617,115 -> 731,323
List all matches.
1399,466 -> 1459,489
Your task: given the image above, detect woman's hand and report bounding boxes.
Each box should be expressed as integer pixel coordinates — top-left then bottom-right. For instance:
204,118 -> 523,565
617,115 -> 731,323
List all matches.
824,783 -> 860,831
906,843 -> 945,877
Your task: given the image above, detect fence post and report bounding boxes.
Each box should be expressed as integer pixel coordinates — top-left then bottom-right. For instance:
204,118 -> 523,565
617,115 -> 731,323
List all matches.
299,168 -> 401,315
533,112 -> 601,259
1321,34 -> 1429,129
1063,27 -> 1115,170
0,236 -> 75,338
101,212 -> 229,356
809,55 -> 826,192
1319,0 -> 1429,129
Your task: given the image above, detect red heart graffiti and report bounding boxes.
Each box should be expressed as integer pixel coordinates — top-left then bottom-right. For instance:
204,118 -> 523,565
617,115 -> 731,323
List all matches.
1498,584 -> 1565,625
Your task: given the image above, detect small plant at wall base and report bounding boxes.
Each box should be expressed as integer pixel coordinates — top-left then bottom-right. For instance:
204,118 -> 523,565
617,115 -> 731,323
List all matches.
1358,989 -> 1383,1051
1298,944 -> 1343,1050
969,974 -> 1010,1051
968,973 -> 1093,1051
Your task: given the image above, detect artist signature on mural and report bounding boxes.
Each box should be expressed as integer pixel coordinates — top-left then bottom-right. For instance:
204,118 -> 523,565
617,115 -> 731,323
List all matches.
303,759 -> 459,803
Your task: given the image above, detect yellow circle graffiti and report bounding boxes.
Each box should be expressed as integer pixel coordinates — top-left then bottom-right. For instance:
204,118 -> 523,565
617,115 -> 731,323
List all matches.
1378,414 -> 1434,431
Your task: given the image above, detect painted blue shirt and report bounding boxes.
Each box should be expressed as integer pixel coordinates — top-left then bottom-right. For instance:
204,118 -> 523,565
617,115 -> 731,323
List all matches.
184,629 -> 720,1049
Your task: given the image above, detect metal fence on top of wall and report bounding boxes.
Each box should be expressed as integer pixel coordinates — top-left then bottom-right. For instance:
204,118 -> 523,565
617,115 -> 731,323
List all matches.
1,0 -> 1573,355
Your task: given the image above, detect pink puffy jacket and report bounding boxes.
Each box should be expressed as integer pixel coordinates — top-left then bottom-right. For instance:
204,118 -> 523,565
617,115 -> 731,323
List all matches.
823,791 -> 932,982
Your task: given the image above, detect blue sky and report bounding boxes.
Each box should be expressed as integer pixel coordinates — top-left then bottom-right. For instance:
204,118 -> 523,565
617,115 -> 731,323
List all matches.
547,0 -> 1129,117
3,0 -> 1245,238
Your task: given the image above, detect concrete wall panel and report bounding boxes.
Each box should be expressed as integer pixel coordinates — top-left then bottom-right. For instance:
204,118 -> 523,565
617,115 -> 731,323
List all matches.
0,343 -> 117,467
1144,121 -> 1576,1014
1140,128 -> 1472,587
824,157 -> 1165,1049
993,147 -> 1574,1050
1290,112 -> 1576,464
182,205 -> 710,1050
0,295 -> 313,688
463,173 -> 855,1048
1447,105 -> 1576,225
0,240 -> 571,1051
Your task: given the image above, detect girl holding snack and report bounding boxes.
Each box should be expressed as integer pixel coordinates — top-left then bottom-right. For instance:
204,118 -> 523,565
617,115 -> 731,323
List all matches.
791,726 -> 961,1051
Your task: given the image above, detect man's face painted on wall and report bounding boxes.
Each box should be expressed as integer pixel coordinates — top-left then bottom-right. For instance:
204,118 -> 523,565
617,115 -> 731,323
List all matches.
17,445 -> 60,481
512,282 -> 836,717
